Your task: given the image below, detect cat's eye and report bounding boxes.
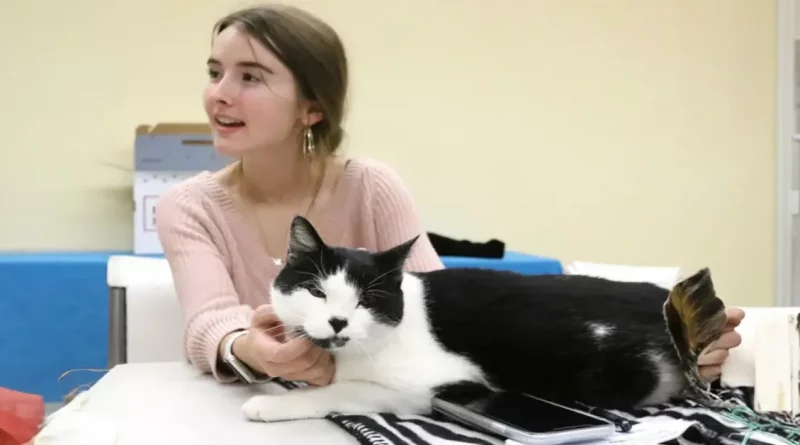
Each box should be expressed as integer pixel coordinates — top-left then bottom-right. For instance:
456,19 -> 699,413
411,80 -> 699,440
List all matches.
308,287 -> 326,299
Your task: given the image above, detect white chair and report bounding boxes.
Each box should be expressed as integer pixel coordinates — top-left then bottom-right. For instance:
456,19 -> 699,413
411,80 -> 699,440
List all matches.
106,255 -> 184,366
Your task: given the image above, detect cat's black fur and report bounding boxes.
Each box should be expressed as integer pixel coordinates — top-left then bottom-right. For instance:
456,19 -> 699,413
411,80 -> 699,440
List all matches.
421,267 -> 678,408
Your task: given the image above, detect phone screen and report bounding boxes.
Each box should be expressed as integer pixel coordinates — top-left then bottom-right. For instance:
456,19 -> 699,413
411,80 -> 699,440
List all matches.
440,391 -> 610,434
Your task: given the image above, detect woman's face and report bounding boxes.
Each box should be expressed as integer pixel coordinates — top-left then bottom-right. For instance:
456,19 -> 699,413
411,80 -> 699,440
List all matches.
203,25 -> 305,157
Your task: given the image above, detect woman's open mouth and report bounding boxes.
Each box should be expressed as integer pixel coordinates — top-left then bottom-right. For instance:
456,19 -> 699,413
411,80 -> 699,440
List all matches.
214,116 -> 245,131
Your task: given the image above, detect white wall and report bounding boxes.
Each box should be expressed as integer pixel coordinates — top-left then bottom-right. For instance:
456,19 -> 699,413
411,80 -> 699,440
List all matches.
796,0 -> 800,38
0,0 -> 777,307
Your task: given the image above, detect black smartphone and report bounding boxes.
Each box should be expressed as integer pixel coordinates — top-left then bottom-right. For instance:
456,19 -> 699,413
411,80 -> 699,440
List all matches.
432,390 -> 615,445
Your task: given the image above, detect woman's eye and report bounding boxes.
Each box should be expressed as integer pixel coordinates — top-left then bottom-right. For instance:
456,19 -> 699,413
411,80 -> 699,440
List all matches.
308,288 -> 326,299
207,69 -> 220,79
242,72 -> 262,83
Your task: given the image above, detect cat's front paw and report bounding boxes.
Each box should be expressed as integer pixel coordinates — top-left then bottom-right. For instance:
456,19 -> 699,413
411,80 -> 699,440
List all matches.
242,395 -> 289,422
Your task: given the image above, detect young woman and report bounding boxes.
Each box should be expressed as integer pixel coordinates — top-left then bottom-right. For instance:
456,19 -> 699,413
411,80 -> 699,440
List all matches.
156,4 -> 743,388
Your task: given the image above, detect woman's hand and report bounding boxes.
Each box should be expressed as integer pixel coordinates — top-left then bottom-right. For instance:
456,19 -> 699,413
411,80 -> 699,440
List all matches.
697,307 -> 745,382
235,304 -> 335,386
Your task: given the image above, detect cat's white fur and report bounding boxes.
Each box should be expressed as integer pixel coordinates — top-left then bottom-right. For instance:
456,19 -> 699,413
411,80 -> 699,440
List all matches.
589,322 -> 614,340
242,270 -> 490,422
638,352 -> 685,406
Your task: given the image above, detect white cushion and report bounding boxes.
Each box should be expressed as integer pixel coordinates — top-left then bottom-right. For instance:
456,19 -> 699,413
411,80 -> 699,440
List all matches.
563,261 -> 682,290
107,255 -> 174,288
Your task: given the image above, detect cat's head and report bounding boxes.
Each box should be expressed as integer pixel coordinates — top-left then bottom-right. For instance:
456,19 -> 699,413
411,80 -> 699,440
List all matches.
270,216 -> 418,352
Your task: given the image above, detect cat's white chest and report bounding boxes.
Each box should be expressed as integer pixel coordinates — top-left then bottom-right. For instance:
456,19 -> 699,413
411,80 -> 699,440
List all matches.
335,345 -> 483,397
333,321 -> 487,398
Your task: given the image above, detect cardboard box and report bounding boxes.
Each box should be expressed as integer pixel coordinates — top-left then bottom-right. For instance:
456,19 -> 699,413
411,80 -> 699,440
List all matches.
133,123 -> 235,254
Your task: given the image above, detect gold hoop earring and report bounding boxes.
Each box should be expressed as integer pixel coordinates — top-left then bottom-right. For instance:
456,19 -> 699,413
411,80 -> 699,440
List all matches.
303,126 -> 315,156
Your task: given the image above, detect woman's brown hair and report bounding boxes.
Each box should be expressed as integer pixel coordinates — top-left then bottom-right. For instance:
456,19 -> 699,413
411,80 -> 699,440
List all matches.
213,4 -> 349,157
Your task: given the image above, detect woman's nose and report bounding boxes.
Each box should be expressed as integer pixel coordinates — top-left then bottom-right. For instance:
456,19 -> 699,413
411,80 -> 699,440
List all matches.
208,76 -> 238,104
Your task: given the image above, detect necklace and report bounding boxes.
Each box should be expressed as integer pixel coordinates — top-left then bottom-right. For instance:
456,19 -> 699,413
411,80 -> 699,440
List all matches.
233,160 -> 325,266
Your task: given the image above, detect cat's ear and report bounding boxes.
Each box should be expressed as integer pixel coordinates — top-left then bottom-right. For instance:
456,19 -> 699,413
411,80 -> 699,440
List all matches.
287,216 -> 324,260
376,234 -> 419,272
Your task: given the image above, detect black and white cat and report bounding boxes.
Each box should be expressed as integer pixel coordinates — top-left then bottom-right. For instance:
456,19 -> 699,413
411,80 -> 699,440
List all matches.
242,216 -> 727,423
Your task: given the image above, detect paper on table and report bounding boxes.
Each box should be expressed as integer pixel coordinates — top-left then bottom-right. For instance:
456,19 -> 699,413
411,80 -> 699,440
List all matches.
32,392 -> 118,445
563,261 -> 683,290
504,415 -> 695,445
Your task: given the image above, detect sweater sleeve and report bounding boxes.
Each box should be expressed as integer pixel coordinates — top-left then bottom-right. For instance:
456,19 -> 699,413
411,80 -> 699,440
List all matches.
367,161 -> 445,272
155,186 -> 253,382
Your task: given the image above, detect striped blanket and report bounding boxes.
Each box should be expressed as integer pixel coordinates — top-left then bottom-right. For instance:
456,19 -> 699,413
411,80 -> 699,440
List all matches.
275,380 -> 800,445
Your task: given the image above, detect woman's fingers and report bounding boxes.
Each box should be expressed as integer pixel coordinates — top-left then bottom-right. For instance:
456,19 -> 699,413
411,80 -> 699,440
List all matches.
699,364 -> 722,382
698,348 -> 729,366
307,351 -> 335,386
245,328 -> 283,372
252,304 -> 282,328
724,307 -> 746,327
250,305 -> 286,341
282,350 -> 333,385
270,336 -> 315,364
714,330 -> 742,350
698,329 -> 742,362
247,304 -> 336,385
695,308 -> 744,367
264,342 -> 323,377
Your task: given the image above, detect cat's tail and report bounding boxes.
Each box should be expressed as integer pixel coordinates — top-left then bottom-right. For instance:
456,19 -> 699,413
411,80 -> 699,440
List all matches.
663,267 -> 727,371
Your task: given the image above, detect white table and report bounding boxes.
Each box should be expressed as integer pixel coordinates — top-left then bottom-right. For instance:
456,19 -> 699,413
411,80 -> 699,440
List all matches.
47,361 -> 356,445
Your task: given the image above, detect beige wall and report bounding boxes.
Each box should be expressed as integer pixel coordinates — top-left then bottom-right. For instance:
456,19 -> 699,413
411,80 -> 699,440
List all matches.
1,0 -> 776,308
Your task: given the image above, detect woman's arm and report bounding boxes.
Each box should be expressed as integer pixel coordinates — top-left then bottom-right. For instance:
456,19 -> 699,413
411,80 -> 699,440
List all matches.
366,160 -> 444,272
155,186 -> 254,382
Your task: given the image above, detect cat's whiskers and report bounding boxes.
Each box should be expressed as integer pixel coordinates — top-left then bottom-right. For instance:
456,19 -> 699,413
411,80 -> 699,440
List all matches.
265,317 -> 309,343
360,281 -> 395,303
259,324 -> 285,334
303,255 -> 326,283
363,282 -> 383,294
296,271 -> 323,286
256,319 -> 308,343
296,271 -> 330,296
261,321 -> 310,340
257,324 -> 288,340
365,289 -> 393,299
296,270 -> 319,279
319,250 -> 327,276
285,327 -> 311,342
278,334 -> 313,348
365,267 -> 400,290
272,304 -> 305,320
294,277 -> 318,287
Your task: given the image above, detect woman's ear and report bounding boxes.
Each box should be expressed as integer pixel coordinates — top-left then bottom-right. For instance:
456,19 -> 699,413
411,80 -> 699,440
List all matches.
305,110 -> 324,126
301,101 -> 324,126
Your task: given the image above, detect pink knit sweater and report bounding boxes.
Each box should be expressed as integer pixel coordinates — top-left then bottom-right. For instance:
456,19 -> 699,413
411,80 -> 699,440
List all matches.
155,157 -> 444,380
